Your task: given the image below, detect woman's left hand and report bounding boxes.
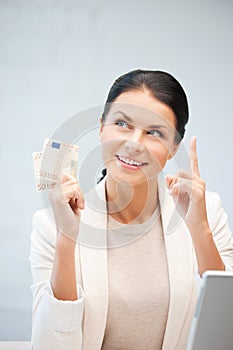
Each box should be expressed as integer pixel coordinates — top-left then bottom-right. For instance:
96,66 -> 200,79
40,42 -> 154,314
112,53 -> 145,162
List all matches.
166,136 -> 209,232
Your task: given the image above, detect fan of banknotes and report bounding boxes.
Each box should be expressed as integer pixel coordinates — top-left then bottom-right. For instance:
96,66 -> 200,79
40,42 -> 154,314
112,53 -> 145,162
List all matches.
32,138 -> 79,191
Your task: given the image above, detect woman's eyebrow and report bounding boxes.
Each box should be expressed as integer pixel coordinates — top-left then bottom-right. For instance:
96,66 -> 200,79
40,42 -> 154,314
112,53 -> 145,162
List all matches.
113,111 -> 169,129
147,124 -> 168,129
113,111 -> 132,122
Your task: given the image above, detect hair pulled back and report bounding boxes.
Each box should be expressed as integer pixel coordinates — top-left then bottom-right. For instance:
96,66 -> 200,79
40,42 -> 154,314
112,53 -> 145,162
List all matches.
102,69 -> 189,144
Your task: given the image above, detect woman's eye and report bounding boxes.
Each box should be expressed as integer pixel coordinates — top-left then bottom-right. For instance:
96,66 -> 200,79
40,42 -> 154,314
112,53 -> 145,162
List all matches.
115,120 -> 129,128
148,130 -> 163,137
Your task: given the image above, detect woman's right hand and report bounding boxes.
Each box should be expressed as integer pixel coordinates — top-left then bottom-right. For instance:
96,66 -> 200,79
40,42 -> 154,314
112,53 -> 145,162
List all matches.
49,174 -> 85,242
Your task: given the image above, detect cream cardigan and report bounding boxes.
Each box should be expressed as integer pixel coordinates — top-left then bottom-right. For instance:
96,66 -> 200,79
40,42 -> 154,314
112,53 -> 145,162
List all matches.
29,177 -> 233,350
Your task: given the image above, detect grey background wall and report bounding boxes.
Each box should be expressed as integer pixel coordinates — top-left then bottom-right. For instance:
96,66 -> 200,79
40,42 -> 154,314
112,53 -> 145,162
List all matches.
0,0 -> 232,340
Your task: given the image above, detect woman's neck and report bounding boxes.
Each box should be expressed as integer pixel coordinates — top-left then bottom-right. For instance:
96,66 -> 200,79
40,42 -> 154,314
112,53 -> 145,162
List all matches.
105,175 -> 159,224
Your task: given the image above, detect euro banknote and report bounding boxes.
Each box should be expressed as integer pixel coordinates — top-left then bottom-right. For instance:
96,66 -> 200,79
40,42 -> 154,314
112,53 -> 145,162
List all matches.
32,138 -> 79,191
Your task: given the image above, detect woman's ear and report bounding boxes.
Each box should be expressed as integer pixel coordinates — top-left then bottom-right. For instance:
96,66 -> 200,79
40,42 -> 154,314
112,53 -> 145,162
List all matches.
99,117 -> 104,141
167,143 -> 180,160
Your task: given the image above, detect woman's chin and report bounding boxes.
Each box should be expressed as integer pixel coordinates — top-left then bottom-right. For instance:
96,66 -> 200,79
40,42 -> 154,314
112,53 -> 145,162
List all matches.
107,169 -> 157,187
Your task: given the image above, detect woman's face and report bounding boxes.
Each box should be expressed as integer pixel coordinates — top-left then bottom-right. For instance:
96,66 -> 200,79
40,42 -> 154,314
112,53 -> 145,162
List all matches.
100,89 -> 179,185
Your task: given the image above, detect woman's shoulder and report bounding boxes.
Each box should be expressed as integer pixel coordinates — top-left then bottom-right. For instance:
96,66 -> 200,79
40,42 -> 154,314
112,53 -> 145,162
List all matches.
205,190 -> 223,212
32,208 -> 57,248
205,190 -> 230,232
32,207 -> 56,229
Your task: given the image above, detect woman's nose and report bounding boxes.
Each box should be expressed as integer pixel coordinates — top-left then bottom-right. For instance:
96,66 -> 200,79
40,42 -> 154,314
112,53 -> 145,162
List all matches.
124,130 -> 144,154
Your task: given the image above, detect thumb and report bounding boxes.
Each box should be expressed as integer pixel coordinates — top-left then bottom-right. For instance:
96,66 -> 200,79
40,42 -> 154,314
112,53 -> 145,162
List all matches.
165,174 -> 174,189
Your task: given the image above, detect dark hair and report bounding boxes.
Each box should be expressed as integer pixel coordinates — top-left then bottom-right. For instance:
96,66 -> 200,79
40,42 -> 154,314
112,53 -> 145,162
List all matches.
98,69 -> 189,182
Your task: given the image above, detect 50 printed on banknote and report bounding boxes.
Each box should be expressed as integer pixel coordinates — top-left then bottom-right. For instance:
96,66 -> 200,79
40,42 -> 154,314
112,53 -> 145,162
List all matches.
32,138 -> 79,191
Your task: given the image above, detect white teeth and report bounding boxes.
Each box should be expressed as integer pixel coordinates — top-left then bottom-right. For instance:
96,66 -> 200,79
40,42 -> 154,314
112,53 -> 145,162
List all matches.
118,156 -> 143,166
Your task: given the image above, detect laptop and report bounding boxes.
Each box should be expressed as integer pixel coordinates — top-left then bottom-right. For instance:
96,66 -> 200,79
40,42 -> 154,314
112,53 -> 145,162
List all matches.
186,270 -> 233,350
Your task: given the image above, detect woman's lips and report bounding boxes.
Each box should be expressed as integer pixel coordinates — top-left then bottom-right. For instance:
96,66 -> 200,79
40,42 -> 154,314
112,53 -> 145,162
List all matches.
116,155 -> 148,169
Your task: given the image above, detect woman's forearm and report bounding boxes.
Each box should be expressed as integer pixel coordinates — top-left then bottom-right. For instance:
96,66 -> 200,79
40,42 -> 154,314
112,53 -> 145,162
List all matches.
51,234 -> 78,301
189,223 -> 225,276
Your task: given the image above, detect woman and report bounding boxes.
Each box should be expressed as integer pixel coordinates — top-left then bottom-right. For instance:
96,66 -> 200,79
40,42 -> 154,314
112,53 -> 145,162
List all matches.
30,69 -> 233,350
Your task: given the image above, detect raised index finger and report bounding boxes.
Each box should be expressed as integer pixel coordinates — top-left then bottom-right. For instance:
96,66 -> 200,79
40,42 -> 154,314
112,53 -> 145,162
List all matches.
189,136 -> 200,177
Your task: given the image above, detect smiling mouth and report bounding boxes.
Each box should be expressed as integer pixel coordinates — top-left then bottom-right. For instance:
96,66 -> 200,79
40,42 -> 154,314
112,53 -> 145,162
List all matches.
116,155 -> 147,167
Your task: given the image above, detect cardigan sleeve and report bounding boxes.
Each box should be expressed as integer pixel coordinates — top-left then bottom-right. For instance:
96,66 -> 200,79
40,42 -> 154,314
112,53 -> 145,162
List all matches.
29,209 -> 84,350
194,191 -> 233,291
206,191 -> 233,271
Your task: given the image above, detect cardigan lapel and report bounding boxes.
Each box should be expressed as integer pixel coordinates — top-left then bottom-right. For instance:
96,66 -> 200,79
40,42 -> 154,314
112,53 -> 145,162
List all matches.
78,179 -> 109,350
158,178 -> 196,350
78,177 -> 196,350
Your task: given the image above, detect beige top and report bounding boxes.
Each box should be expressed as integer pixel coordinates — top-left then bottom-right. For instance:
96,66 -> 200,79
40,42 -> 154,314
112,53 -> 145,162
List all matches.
101,207 -> 170,350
